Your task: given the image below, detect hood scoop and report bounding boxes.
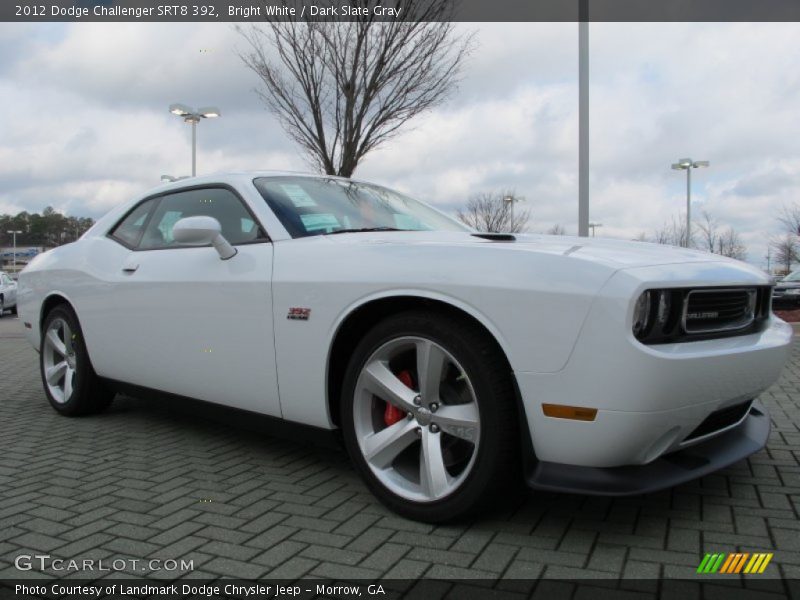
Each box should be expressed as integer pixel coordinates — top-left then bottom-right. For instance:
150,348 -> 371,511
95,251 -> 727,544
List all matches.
471,233 -> 516,242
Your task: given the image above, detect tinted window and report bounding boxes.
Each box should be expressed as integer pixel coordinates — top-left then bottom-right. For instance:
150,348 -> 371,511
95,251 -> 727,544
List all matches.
138,188 -> 267,250
254,176 -> 469,238
783,271 -> 800,282
110,198 -> 158,248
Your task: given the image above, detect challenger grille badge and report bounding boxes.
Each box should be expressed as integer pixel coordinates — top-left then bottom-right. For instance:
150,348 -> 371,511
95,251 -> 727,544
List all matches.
687,311 -> 719,320
287,307 -> 311,321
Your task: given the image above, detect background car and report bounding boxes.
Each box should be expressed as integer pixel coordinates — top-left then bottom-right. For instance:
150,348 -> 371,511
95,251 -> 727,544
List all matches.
17,172 -> 793,522
0,271 -> 18,317
772,270 -> 800,307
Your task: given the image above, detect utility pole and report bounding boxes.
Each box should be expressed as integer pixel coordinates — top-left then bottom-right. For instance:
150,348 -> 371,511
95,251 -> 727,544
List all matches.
169,104 -> 221,177
504,195 -> 526,231
670,158 -> 710,248
6,230 -> 22,271
578,0 -> 589,237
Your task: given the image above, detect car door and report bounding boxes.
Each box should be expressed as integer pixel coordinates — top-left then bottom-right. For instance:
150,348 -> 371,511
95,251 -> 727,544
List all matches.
94,185 -> 281,417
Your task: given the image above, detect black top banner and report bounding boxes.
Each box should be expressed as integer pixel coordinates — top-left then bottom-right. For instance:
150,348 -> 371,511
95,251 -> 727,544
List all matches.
4,0 -> 800,23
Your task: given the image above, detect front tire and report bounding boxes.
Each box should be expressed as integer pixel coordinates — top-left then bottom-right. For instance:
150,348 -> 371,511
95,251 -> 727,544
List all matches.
40,305 -> 114,416
341,310 -> 520,522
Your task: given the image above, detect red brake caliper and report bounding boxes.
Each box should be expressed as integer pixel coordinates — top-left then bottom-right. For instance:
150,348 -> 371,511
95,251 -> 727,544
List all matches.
384,369 -> 414,426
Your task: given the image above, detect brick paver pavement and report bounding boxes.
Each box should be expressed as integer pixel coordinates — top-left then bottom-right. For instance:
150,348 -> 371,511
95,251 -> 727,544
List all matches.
1,315 -> 798,588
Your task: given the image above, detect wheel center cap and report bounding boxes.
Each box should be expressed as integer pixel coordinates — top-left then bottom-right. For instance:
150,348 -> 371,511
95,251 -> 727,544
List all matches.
66,354 -> 76,369
415,407 -> 432,426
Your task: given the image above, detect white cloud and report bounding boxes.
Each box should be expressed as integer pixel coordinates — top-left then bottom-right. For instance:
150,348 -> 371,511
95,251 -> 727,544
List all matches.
1,21 -> 800,269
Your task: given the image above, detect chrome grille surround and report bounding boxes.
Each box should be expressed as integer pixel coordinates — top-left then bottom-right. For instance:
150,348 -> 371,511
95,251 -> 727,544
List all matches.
682,288 -> 757,334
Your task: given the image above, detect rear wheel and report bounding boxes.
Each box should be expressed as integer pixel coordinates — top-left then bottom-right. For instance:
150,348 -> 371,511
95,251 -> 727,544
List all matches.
341,311 -> 520,522
0,296 -> 4,318
40,305 -> 114,416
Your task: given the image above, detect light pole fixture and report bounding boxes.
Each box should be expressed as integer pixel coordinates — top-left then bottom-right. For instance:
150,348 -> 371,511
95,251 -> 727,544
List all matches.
169,103 -> 221,177
670,158 -> 709,247
588,222 -> 602,237
504,195 -> 526,230
6,230 -> 22,271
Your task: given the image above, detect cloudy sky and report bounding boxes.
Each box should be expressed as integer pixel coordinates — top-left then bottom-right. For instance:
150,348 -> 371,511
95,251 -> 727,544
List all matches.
1,21 -> 799,267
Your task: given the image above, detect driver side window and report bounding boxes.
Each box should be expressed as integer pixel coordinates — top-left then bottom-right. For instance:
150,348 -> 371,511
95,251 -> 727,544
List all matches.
138,188 -> 268,250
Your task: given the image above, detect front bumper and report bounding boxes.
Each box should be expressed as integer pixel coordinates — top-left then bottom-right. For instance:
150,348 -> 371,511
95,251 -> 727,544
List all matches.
526,399 -> 769,495
515,262 -> 792,468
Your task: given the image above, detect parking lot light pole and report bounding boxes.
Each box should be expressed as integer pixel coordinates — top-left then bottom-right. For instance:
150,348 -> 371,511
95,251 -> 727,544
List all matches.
504,195 -> 526,231
578,1 -> 590,238
670,159 -> 709,247
6,230 -> 22,271
169,104 -> 221,177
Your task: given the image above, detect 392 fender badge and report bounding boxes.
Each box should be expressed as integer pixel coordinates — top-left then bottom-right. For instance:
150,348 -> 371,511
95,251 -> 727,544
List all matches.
287,307 -> 311,321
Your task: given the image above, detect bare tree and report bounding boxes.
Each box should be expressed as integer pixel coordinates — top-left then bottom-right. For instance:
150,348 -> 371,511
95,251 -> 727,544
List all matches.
771,233 -> 799,274
695,210 -> 747,259
456,191 -> 531,233
696,210 -> 718,253
651,214 -> 692,248
237,2 -> 472,177
546,224 -> 566,235
715,227 -> 747,260
778,203 -> 800,236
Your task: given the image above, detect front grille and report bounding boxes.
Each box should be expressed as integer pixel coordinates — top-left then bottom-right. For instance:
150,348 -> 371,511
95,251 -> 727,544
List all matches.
683,288 -> 757,334
685,400 -> 752,441
637,286 -> 771,345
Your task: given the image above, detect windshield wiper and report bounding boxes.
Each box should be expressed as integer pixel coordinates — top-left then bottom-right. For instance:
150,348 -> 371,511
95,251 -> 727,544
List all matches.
325,227 -> 408,235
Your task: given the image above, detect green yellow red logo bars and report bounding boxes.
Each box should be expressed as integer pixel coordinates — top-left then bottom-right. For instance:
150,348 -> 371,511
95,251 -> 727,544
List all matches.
697,553 -> 773,574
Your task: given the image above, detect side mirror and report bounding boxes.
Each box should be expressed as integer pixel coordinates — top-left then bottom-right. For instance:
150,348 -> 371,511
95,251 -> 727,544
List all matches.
172,216 -> 237,260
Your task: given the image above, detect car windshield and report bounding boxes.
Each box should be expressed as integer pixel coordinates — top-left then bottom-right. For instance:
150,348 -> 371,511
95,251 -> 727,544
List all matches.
254,176 -> 470,238
783,271 -> 800,282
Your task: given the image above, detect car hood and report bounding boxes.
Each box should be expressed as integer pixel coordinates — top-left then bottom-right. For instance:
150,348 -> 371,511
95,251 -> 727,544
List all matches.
325,230 -> 750,270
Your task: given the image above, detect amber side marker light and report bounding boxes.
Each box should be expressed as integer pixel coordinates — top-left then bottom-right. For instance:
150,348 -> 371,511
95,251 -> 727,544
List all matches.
542,404 -> 598,421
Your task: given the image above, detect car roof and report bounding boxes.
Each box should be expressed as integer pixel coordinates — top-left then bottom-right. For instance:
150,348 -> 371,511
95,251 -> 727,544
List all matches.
146,170 -> 364,196
87,171 -> 382,241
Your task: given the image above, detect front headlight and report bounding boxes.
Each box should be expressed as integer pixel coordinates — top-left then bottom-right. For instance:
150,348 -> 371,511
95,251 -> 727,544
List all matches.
633,289 -> 675,341
632,291 -> 652,339
655,290 -> 671,328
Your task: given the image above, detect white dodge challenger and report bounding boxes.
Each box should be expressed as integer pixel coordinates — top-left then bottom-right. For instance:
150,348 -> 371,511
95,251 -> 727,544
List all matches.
18,172 -> 792,522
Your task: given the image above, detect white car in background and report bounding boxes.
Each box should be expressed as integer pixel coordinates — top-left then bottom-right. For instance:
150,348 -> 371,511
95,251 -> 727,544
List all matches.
0,271 -> 18,317
17,172 -> 792,521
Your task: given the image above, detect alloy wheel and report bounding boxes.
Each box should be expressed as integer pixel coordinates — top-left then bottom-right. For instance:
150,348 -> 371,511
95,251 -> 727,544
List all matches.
42,318 -> 77,404
353,336 -> 481,502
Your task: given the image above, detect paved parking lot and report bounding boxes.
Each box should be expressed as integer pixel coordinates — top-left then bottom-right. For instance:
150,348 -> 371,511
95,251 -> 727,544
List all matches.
1,314 -> 799,591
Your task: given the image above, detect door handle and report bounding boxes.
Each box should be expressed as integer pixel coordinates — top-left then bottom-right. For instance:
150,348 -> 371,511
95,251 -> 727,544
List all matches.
122,263 -> 139,274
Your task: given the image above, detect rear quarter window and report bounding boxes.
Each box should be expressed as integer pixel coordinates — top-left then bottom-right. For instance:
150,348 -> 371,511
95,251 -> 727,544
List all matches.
109,198 -> 158,248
